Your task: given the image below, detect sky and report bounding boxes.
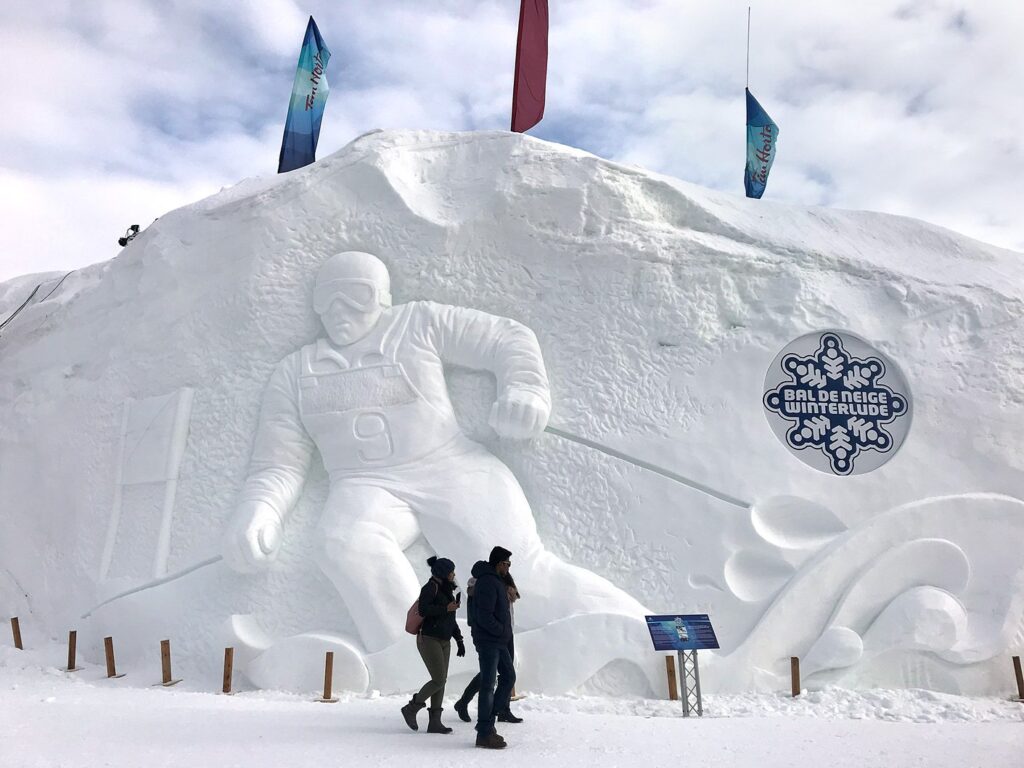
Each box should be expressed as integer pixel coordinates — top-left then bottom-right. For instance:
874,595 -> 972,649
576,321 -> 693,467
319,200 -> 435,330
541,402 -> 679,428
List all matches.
1,0 -> 1022,284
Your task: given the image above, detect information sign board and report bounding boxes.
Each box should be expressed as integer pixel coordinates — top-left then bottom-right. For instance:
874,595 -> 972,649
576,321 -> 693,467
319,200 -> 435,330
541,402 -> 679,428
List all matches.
645,614 -> 719,652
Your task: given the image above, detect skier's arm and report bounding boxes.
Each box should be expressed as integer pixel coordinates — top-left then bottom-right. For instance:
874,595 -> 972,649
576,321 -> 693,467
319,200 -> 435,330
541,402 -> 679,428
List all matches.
420,301 -> 551,438
423,302 -> 550,404
237,353 -> 315,523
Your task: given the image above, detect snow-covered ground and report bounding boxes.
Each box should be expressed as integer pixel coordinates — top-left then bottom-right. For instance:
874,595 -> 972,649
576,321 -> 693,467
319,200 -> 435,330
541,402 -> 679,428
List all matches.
2,645 -> 1022,767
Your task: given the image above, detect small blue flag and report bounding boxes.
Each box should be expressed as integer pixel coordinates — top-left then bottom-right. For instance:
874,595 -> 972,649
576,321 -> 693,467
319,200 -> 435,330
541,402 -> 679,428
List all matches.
278,17 -> 331,174
744,88 -> 778,199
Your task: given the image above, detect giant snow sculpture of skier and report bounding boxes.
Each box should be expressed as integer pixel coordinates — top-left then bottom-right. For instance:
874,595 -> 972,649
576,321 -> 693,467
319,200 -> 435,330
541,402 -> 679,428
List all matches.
223,251 -> 654,693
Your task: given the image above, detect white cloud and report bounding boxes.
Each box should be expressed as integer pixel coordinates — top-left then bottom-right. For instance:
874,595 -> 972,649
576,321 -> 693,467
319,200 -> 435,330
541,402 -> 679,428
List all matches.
0,0 -> 1022,283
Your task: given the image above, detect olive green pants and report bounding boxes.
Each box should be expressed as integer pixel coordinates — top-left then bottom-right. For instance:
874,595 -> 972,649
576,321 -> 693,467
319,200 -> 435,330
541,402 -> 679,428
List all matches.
413,634 -> 451,709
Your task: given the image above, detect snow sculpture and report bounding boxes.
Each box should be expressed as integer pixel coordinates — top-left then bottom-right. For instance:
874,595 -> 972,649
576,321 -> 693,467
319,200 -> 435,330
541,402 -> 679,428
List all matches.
717,493 -> 1024,694
222,251 -> 654,693
5,130 -> 1023,697
101,389 -> 194,581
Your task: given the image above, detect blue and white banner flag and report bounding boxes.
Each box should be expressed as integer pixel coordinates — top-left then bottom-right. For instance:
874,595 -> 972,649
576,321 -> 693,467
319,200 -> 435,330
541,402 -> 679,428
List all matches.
744,88 -> 778,199
278,16 -> 331,174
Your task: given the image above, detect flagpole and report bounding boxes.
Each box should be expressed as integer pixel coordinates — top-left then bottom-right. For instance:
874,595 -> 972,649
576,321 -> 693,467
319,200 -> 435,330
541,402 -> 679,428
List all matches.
746,6 -> 751,89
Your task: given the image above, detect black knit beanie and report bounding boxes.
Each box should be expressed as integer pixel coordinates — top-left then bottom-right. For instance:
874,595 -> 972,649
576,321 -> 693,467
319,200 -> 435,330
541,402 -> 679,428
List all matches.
427,556 -> 455,578
488,546 -> 512,566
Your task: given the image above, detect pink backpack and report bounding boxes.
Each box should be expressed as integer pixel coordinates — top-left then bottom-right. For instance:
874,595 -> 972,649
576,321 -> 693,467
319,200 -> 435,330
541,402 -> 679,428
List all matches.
405,581 -> 438,635
405,601 -> 423,635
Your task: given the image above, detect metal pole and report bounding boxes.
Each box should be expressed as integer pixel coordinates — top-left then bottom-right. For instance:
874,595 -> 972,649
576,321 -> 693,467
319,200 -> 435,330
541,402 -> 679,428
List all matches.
746,7 -> 751,88
677,650 -> 704,717
692,650 -> 703,717
678,650 -> 688,717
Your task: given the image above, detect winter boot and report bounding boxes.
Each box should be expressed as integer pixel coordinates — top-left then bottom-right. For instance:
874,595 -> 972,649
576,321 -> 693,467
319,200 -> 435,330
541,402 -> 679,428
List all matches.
453,696 -> 472,723
475,730 -> 507,749
497,709 -> 523,724
427,708 -> 453,734
401,696 -> 426,731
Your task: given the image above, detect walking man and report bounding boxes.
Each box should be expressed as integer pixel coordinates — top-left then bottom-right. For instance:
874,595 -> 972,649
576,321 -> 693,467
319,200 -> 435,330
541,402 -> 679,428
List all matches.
470,546 -> 516,749
455,571 -> 522,723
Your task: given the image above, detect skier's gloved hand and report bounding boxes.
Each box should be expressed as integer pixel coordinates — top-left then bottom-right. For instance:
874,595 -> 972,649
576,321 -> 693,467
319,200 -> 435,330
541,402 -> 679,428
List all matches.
456,638 -> 466,657
222,500 -> 284,573
489,388 -> 550,439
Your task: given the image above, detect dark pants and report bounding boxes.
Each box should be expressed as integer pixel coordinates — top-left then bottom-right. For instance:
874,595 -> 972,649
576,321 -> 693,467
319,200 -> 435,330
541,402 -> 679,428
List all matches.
460,638 -> 514,712
474,642 -> 516,735
413,634 -> 451,709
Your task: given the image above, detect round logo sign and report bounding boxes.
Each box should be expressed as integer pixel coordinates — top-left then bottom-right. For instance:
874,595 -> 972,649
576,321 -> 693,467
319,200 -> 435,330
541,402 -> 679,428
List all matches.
762,331 -> 912,475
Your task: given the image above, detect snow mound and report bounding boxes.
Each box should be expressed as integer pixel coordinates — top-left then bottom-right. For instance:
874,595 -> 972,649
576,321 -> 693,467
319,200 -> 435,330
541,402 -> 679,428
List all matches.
1,129 -> 1022,697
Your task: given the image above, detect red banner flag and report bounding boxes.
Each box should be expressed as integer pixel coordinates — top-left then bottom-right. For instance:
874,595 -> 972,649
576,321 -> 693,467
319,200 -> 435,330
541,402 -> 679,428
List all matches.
511,0 -> 549,133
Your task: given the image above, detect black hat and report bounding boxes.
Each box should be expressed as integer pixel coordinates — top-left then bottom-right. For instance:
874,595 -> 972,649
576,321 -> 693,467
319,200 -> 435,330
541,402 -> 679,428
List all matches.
427,556 -> 455,578
488,546 -> 512,566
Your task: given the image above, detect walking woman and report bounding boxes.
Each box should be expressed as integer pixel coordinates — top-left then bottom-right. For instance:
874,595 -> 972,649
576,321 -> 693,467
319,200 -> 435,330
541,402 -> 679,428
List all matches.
401,556 -> 466,733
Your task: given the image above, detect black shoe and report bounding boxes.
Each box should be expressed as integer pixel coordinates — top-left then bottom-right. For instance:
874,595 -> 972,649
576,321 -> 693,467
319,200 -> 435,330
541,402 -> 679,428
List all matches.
454,698 -> 472,723
475,731 -> 507,749
401,697 -> 425,731
427,708 -> 453,734
497,710 -> 523,724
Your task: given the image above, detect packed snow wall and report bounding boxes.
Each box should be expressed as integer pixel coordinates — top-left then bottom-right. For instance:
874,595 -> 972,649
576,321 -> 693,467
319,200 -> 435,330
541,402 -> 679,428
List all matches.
1,130 -> 1022,696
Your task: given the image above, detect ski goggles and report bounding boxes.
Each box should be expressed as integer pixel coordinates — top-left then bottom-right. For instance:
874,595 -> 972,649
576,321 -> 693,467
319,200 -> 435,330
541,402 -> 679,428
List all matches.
313,278 -> 391,314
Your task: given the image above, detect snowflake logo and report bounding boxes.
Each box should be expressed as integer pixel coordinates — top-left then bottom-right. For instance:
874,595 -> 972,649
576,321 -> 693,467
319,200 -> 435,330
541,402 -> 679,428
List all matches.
763,333 -> 909,475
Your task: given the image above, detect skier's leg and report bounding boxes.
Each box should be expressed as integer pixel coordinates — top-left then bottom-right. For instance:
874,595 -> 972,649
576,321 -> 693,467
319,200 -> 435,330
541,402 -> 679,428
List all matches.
414,441 -> 658,694
415,442 -> 647,629
315,481 -> 421,653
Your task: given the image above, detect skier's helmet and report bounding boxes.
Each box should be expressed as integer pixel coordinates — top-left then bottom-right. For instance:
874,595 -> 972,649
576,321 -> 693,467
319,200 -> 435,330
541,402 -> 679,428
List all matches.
313,251 -> 392,315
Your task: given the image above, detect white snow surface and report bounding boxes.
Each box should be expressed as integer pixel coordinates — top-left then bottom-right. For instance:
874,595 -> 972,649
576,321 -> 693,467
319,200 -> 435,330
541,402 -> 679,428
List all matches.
2,645 -> 1022,768
1,129 -> 1024,698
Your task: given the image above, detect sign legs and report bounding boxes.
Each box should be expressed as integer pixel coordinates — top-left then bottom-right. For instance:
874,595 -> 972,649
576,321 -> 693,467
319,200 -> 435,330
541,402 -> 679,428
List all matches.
678,650 -> 703,717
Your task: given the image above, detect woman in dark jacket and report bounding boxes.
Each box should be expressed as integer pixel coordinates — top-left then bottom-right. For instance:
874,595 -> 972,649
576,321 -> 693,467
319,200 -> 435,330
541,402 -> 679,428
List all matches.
401,556 -> 466,734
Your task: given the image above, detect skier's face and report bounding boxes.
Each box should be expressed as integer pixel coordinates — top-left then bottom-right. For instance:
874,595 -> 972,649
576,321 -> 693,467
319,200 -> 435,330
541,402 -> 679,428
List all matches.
319,293 -> 384,346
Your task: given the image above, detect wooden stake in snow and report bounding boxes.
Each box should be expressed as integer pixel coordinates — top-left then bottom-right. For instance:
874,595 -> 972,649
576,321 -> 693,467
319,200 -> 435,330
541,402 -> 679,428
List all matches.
104,636 -> 126,678
666,655 -> 679,701
222,647 -> 234,695
158,639 -> 181,687
1013,656 -> 1024,701
791,657 -> 801,697
66,630 -> 81,672
317,651 -> 339,703
10,617 -> 23,650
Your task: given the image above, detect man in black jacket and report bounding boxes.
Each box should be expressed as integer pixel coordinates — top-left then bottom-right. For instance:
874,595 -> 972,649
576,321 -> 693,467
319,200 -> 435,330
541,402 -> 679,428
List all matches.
454,571 -> 522,724
469,546 -> 515,749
